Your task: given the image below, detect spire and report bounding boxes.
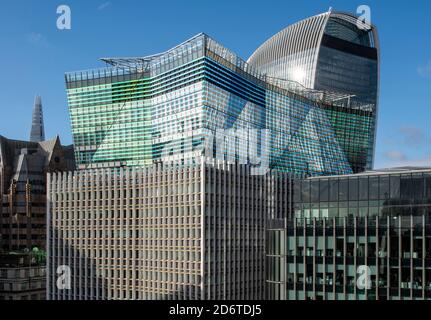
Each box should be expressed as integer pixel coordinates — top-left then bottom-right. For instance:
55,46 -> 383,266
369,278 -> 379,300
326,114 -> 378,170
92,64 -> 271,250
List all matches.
30,95 -> 45,142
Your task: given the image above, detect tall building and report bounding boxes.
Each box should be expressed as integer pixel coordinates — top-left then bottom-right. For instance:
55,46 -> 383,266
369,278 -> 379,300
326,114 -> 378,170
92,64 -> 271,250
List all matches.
0,135 -> 75,251
50,11 -> 382,301
47,160 -> 289,300
0,100 -> 75,301
267,168 -> 431,300
248,11 -> 379,170
30,96 -> 45,143
66,31 -> 377,176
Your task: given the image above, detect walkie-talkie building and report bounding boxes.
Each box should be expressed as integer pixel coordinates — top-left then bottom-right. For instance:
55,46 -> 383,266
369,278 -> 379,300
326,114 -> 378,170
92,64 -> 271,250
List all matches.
248,11 -> 379,171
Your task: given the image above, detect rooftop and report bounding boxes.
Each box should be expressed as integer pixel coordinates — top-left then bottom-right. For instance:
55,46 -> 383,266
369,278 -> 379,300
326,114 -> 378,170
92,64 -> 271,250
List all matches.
66,33 -> 373,111
306,167 -> 431,179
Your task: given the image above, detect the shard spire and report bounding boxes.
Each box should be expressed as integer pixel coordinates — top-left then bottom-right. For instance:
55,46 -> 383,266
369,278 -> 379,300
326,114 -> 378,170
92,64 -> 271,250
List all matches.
30,95 -> 45,142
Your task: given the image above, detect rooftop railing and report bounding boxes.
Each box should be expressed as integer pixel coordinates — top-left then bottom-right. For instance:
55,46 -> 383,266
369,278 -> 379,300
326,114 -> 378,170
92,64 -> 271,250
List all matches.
65,33 -> 375,113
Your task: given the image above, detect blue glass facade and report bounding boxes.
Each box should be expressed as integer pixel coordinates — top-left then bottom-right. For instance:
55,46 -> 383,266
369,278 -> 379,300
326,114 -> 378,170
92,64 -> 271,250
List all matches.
66,34 -> 374,177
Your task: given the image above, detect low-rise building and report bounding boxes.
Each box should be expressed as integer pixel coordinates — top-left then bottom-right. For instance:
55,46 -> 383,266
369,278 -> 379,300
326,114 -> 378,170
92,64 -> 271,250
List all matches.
267,167 -> 431,300
0,252 -> 46,300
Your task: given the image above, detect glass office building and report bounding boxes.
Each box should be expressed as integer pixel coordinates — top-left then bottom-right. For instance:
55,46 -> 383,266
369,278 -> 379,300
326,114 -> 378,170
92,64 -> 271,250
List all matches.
66,32 -> 376,176
267,168 -> 431,300
248,11 -> 379,170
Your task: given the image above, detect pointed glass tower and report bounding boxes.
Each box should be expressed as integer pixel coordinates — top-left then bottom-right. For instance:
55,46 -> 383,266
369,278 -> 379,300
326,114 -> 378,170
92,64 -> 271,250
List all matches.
30,95 -> 45,142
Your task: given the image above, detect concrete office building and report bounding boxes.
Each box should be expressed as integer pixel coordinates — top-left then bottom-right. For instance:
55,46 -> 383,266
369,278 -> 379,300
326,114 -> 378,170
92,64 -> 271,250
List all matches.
47,159 -> 290,300
267,168 -> 431,300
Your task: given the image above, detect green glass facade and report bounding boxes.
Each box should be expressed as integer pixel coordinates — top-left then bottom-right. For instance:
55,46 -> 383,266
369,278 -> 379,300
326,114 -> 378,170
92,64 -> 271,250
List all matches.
66,33 -> 376,176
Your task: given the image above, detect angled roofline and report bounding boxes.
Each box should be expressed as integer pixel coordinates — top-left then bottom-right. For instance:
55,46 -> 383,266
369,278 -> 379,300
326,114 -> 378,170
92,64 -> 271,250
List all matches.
101,33 -> 207,68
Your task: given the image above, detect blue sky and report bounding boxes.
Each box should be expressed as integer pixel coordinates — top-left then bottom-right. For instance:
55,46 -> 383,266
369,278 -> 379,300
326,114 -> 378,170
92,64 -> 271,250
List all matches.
0,0 -> 430,169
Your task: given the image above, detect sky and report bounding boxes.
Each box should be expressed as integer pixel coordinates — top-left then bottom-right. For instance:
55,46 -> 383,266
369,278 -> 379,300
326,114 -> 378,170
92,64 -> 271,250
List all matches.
0,0 -> 430,169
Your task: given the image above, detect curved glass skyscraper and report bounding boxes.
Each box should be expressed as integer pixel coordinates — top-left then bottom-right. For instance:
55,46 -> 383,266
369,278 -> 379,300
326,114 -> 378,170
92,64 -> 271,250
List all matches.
248,11 -> 380,170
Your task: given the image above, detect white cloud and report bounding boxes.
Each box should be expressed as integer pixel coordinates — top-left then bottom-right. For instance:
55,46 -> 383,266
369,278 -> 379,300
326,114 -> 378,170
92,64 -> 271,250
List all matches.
398,125 -> 427,145
98,2 -> 111,11
383,151 -> 407,162
380,153 -> 431,169
418,60 -> 431,78
26,32 -> 52,48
